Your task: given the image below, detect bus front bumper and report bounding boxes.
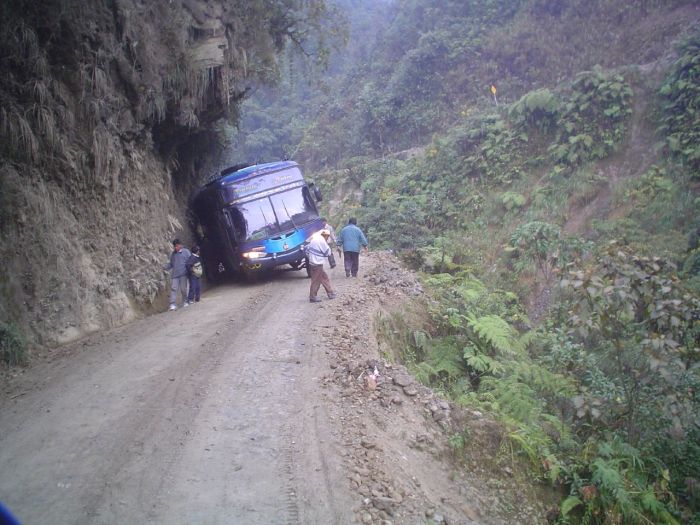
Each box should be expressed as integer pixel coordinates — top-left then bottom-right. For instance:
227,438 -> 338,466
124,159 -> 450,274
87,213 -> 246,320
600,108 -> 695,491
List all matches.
241,246 -> 306,272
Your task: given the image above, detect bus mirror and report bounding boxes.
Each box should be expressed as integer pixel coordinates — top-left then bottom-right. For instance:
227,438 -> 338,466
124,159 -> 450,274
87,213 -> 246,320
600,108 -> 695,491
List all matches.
311,184 -> 323,202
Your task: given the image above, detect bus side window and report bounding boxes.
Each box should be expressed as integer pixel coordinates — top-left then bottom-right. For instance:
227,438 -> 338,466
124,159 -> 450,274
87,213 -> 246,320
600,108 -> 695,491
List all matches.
227,208 -> 246,241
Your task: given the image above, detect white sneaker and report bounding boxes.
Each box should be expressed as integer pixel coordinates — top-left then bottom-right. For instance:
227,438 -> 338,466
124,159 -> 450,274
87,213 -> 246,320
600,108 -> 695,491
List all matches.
183,302 -> 190,308
168,304 -> 177,311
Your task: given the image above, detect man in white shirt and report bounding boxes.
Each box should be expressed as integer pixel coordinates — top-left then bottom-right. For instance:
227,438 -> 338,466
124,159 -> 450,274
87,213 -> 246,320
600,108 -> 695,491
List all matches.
306,229 -> 336,303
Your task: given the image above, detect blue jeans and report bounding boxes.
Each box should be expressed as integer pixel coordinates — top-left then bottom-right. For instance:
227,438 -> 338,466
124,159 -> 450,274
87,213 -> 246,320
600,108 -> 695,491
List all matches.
188,276 -> 201,302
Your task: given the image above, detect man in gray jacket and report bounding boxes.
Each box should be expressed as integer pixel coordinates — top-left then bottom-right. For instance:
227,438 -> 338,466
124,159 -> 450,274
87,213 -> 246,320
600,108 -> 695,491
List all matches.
163,239 -> 191,310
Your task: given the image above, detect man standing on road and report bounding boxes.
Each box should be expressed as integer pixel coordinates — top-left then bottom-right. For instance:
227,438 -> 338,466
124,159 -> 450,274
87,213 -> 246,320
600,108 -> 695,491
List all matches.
163,238 -> 191,311
321,217 -> 341,259
337,218 -> 368,278
306,229 -> 336,303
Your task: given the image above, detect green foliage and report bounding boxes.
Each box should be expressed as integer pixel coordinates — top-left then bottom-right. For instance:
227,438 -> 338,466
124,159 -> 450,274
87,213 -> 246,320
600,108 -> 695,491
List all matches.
414,335 -> 468,387
560,495 -> 583,517
0,321 -> 27,367
510,221 -> 562,279
463,345 -> 504,375
510,88 -> 559,131
448,428 -> 470,455
394,254 -> 698,524
501,191 -> 527,210
548,68 -> 632,171
683,249 -> 700,277
467,314 -> 521,356
563,243 -> 700,371
659,31 -> 700,174
564,438 -> 680,525
625,165 -> 674,202
558,243 -> 700,521
456,114 -> 529,186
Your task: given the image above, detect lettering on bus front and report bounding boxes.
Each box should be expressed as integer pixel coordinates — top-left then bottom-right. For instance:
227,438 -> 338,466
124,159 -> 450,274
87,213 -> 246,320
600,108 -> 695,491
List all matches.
221,167 -> 304,203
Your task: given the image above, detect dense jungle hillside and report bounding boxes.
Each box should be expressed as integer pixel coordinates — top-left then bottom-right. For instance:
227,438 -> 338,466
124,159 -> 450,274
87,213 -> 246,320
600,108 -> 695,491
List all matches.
233,0 -> 700,523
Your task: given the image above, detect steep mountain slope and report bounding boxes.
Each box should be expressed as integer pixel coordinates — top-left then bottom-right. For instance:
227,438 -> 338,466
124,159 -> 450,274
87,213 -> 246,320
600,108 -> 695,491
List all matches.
298,0 -> 700,166
282,2 -> 700,523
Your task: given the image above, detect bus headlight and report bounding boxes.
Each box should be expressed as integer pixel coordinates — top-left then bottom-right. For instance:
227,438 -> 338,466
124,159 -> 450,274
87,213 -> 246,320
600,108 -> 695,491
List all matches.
242,251 -> 266,259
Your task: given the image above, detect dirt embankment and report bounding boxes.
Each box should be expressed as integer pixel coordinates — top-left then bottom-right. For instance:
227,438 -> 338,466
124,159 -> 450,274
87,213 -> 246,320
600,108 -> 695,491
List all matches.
320,252 -> 553,524
1,252 -> 552,525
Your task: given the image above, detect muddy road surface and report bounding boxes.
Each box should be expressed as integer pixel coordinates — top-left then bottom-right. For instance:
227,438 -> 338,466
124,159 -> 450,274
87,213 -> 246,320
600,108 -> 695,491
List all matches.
0,266 -> 355,524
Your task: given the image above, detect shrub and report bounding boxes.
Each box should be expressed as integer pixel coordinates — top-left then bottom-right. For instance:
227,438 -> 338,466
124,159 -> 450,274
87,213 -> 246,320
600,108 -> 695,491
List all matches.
659,31 -> 700,175
510,87 -> 559,132
548,67 -> 632,171
0,321 -> 27,366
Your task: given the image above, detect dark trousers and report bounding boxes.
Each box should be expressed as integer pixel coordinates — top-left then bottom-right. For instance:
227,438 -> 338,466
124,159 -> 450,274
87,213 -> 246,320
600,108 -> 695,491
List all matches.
187,276 -> 201,302
343,251 -> 360,277
309,264 -> 333,298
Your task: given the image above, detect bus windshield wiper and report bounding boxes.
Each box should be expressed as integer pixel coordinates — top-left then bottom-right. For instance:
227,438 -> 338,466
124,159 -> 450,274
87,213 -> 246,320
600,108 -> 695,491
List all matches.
259,204 -> 271,234
281,199 -> 298,230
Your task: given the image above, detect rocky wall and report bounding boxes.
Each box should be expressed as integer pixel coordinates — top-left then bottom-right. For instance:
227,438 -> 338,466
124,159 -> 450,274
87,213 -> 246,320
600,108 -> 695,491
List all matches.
0,0 -> 277,346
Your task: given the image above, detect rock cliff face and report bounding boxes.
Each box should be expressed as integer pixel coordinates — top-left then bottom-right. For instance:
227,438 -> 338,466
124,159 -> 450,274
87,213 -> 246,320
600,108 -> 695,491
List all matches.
0,0 -> 321,345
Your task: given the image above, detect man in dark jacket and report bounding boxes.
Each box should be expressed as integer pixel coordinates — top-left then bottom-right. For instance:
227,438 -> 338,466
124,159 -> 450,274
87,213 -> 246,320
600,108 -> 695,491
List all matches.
337,218 -> 368,277
185,245 -> 202,304
163,238 -> 191,310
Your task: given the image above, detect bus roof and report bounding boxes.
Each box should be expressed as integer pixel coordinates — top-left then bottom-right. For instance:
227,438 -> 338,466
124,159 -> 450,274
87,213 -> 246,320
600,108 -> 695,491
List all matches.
218,161 -> 298,185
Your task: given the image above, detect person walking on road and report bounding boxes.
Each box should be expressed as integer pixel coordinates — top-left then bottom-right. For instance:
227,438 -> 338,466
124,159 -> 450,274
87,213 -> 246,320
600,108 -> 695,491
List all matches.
337,217 -> 368,278
306,229 -> 336,303
163,238 -> 191,311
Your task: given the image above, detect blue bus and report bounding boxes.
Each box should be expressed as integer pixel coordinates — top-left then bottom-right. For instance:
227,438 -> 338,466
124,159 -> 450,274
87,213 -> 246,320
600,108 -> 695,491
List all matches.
191,161 -> 324,280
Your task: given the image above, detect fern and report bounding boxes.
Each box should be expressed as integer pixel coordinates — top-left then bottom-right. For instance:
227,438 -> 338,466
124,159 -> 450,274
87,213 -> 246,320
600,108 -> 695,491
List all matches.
414,362 -> 437,385
569,439 -> 681,525
413,330 -> 430,351
505,421 -> 560,475
518,330 -> 539,350
463,345 -> 504,374
513,360 -> 576,397
467,314 -> 520,355
480,376 -> 542,423
508,431 -> 540,468
541,412 -> 574,448
560,496 -> 583,516
455,277 -> 486,302
591,457 -> 634,517
421,337 -> 466,383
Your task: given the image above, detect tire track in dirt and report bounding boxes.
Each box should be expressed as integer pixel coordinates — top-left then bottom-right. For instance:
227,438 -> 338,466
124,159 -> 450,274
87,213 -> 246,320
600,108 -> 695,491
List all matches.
281,423 -> 301,525
0,283 -> 274,524
99,286 -> 276,523
0,272 -> 355,524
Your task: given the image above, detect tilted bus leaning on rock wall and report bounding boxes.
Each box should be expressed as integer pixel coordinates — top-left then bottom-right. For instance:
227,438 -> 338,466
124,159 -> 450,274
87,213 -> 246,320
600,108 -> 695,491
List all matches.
0,0 -> 333,346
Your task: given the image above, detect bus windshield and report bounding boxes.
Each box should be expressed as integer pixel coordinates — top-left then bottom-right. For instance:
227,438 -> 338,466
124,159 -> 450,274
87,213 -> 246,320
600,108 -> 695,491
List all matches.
228,187 -> 317,242
270,187 -> 317,232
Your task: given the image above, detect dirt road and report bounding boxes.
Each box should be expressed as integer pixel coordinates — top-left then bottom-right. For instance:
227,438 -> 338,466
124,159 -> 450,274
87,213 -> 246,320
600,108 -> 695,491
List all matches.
0,266 -> 355,524
1,253 -> 551,525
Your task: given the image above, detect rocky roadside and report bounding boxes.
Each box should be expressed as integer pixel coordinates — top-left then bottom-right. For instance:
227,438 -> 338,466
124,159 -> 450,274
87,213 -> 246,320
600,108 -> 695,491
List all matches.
313,251 -> 553,525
